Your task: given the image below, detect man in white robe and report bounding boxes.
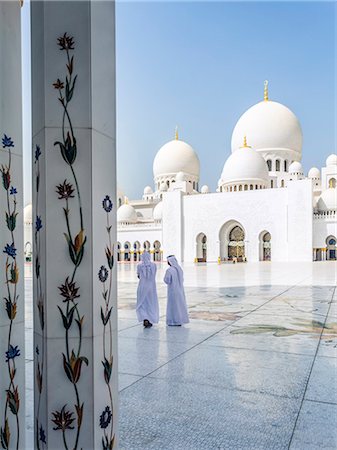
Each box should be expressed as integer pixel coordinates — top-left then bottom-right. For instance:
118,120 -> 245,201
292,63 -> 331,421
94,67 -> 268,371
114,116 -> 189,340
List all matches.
136,251 -> 159,328
164,255 -> 189,326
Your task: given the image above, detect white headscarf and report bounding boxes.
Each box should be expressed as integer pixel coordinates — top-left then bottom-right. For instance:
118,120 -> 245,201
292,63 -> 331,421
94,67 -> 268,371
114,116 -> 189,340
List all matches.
139,251 -> 153,278
167,255 -> 183,286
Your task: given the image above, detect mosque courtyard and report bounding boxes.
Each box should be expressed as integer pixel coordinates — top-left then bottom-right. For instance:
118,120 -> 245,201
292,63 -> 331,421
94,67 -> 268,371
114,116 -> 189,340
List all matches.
25,261 -> 336,449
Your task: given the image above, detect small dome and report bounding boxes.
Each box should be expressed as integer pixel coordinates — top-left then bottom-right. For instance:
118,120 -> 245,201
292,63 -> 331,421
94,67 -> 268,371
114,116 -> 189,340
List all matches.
176,171 -> 186,182
24,204 -> 32,224
153,201 -> 163,221
308,167 -> 320,179
153,138 -> 200,179
326,154 -> 337,167
221,143 -> 269,186
289,161 -> 303,174
117,204 -> 137,223
143,186 -> 153,195
317,188 -> 337,211
160,182 -> 168,192
201,185 -> 210,194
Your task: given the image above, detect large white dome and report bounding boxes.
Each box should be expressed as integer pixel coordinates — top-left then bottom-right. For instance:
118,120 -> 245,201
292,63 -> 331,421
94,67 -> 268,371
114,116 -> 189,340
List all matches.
153,139 -> 200,179
220,143 -> 269,186
231,100 -> 302,159
117,204 -> 137,223
317,188 -> 337,211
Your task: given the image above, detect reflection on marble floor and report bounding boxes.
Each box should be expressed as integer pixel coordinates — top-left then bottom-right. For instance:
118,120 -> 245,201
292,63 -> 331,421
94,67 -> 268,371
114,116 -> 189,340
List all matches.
25,262 -> 337,449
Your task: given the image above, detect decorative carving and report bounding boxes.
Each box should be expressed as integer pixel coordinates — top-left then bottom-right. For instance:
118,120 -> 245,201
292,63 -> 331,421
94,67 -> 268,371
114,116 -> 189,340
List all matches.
1,134 -> 21,450
51,33 -> 88,450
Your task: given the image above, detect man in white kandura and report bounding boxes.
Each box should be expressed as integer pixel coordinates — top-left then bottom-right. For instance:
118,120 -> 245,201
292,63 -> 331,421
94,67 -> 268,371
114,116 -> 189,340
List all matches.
136,251 -> 159,328
164,255 -> 189,326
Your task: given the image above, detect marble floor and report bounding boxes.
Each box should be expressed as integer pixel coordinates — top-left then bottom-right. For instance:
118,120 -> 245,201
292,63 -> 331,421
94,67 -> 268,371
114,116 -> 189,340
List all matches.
25,262 -> 337,449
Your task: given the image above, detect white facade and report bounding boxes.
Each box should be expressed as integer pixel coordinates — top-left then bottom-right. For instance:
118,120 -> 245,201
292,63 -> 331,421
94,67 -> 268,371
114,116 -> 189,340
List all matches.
116,84 -> 337,264
26,84 -> 337,264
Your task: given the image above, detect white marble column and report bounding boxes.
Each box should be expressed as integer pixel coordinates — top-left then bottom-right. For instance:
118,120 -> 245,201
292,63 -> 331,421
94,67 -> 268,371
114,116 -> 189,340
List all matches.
31,2 -> 117,448
0,2 -> 25,449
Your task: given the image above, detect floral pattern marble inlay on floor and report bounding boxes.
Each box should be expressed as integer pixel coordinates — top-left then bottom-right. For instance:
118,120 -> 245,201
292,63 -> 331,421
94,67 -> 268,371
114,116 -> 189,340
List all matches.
25,262 -> 337,449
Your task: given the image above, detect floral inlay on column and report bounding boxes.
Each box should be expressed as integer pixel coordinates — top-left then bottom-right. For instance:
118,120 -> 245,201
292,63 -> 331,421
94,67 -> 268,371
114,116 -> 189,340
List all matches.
50,33 -> 88,450
98,195 -> 115,449
0,134 -> 21,450
34,144 -> 46,450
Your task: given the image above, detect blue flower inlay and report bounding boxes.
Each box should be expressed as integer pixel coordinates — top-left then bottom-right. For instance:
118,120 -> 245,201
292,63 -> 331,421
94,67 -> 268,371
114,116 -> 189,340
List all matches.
98,266 -> 109,283
35,145 -> 41,162
2,134 -> 14,148
5,345 -> 20,362
99,406 -> 112,429
10,186 -> 17,195
102,195 -> 113,213
3,243 -> 17,258
35,216 -> 42,232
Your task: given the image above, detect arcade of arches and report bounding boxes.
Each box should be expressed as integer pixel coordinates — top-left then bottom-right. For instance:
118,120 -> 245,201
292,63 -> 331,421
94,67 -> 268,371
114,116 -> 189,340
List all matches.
195,224 -> 273,263
313,236 -> 337,261
116,231 -> 336,264
117,240 -> 163,262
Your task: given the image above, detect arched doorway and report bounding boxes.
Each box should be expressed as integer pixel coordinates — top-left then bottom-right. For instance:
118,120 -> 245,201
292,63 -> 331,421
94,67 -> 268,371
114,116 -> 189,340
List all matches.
326,236 -> 337,260
124,242 -> 131,262
133,241 -> 140,262
153,241 -> 161,261
117,242 -> 121,262
143,240 -> 150,252
24,241 -> 32,262
219,221 -> 245,262
259,231 -> 271,261
196,233 -> 207,262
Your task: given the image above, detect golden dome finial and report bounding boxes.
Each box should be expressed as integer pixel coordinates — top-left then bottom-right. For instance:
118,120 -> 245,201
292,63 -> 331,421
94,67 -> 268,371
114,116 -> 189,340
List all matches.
242,135 -> 251,148
124,196 -> 129,205
175,126 -> 179,141
264,80 -> 269,101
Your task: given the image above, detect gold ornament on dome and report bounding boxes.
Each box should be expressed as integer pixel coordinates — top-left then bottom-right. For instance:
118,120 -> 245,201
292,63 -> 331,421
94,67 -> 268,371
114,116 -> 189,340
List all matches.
175,125 -> 179,140
242,135 -> 251,148
264,80 -> 269,101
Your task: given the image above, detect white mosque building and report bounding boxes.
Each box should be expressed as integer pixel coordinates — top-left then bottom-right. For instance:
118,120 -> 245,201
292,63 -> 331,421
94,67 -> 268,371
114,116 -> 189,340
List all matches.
25,83 -> 337,264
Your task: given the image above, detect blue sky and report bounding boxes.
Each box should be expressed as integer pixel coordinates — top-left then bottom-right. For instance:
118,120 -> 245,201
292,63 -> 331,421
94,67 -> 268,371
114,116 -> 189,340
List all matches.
23,1 -> 336,203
